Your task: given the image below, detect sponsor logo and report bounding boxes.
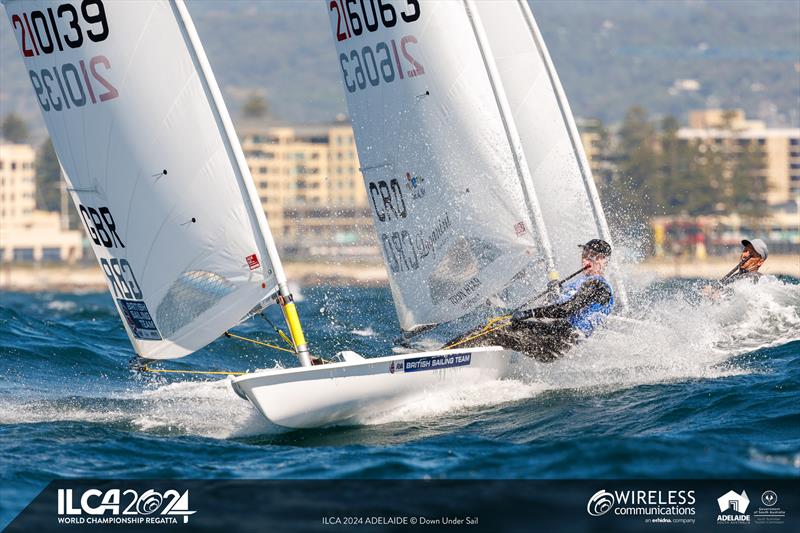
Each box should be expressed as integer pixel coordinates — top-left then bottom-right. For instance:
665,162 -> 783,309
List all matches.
587,490 -> 614,516
586,489 -> 696,524
118,299 -> 161,340
246,254 -> 260,270
389,360 -> 405,374
402,353 -> 471,373
761,490 -> 777,507
57,488 -> 195,526
717,490 -> 750,524
416,213 -> 451,261
404,172 -> 426,199
754,490 -> 786,525
448,277 -> 483,308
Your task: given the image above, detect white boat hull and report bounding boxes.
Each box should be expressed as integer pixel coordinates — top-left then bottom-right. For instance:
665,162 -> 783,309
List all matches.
230,346 -> 518,429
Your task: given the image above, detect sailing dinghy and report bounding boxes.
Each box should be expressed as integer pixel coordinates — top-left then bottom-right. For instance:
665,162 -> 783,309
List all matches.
4,0 -> 620,429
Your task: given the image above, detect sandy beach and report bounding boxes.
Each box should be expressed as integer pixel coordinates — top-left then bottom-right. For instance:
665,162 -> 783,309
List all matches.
0,256 -> 797,293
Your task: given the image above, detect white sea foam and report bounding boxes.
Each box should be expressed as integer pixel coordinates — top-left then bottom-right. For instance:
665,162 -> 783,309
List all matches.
350,327 -> 376,337
131,378 -> 276,438
357,276 -> 800,427
44,300 -> 77,311
3,277 -> 796,438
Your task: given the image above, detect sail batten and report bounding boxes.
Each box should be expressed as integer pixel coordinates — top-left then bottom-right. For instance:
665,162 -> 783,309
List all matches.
462,0 -> 558,280
4,0 -> 283,359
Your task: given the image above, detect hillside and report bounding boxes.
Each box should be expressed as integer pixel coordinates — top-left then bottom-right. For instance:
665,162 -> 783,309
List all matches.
1,0 -> 798,141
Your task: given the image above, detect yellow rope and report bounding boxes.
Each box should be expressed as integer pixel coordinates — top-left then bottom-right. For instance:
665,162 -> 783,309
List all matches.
138,329 -> 317,377
444,314 -> 512,349
224,332 -> 297,354
277,329 -> 294,349
142,366 -> 246,376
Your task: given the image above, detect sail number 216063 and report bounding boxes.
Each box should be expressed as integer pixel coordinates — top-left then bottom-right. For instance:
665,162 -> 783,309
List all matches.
331,0 -> 425,93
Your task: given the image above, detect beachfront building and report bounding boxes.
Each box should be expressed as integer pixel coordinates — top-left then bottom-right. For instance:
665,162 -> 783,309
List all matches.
240,120 -> 377,259
0,143 -> 84,263
678,109 -> 800,206
577,118 -> 615,185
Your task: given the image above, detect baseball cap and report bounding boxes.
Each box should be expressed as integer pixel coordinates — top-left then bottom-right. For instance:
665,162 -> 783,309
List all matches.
578,239 -> 612,257
742,238 -> 768,260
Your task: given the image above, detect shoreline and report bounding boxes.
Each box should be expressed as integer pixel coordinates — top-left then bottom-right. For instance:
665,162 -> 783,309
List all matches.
0,256 -> 797,293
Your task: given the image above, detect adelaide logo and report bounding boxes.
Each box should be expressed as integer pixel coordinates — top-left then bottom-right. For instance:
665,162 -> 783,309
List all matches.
717,489 -> 750,524
587,490 -> 615,516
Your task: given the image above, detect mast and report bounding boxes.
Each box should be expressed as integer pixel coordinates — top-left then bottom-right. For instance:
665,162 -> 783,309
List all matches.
515,0 -> 629,309
462,0 -> 559,283
172,0 -> 312,365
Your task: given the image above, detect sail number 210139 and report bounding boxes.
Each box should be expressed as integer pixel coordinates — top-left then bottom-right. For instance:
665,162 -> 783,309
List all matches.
9,0 -> 119,112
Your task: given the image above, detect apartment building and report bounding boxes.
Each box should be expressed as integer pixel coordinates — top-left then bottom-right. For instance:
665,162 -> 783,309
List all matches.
678,109 -> 800,205
240,122 -> 375,256
0,143 -> 84,263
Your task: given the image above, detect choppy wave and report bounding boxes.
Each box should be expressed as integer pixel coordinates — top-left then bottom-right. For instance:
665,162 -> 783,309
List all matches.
1,277 -> 796,442
1,280 -> 799,528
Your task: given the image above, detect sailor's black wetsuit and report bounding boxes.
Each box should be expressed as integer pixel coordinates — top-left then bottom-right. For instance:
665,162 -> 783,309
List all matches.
720,270 -> 762,286
456,276 -> 614,362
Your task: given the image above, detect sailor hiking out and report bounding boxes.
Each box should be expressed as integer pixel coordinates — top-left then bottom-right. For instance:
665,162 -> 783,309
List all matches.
720,238 -> 769,286
456,239 -> 615,362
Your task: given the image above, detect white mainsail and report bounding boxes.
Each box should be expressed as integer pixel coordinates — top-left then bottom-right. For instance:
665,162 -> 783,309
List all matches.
327,0 -> 554,331
471,0 -> 627,305
3,0 -> 287,359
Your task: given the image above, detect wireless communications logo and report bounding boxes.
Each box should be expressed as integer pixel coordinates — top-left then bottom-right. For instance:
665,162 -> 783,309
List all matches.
57,488 -> 196,526
587,490 -> 615,516
586,488 -> 696,523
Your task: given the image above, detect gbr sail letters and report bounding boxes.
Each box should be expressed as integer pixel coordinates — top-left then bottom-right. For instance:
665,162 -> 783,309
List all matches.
4,0 -> 279,358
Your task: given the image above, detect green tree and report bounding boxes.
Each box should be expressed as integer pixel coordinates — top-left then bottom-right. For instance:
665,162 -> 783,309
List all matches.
2,113 -> 29,143
241,91 -> 269,119
35,138 -> 61,211
659,116 -> 717,215
729,141 -> 768,227
615,106 -> 660,220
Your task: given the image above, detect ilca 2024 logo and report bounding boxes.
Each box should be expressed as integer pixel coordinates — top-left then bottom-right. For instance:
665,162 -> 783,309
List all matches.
57,488 -> 196,526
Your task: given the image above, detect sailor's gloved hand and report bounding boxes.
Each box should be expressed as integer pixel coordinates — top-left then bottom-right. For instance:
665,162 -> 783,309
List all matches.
511,309 -> 533,323
545,280 -> 561,302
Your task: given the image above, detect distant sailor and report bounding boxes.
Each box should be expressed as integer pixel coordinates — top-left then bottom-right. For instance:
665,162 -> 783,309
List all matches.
720,238 -> 769,285
456,239 -> 615,362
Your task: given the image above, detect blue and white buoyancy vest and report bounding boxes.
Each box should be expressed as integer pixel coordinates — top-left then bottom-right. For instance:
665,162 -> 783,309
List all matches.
555,275 -> 615,335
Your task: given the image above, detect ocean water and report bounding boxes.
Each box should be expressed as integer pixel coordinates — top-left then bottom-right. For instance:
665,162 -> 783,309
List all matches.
1,275 -> 799,527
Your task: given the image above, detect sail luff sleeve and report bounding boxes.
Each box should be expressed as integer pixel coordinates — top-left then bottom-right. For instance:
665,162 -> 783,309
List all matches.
171,0 -> 286,291
462,0 -> 558,281
515,0 -> 629,309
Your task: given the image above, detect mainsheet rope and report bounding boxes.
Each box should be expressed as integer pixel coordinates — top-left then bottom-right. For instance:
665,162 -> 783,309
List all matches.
140,331 -> 301,377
